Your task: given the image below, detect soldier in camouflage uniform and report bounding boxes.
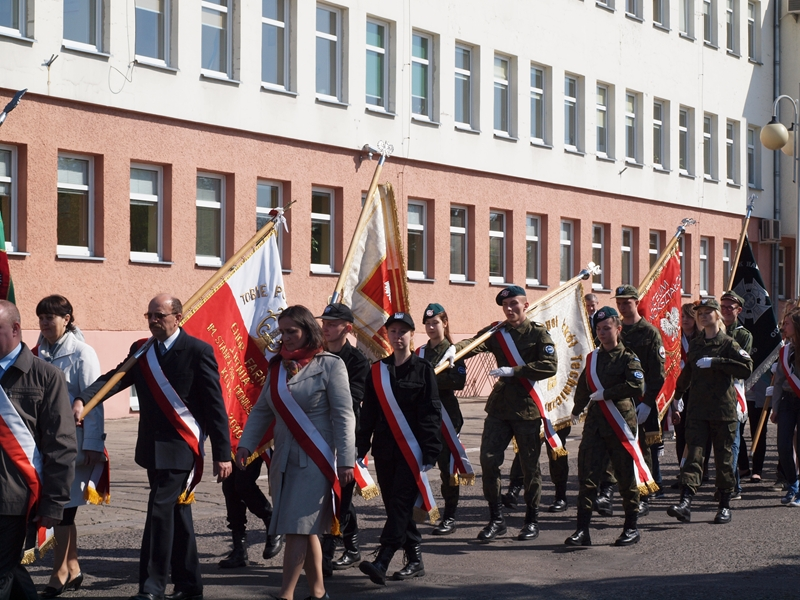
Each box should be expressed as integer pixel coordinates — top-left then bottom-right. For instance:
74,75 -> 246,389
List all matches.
567,307 -> 645,547
454,285 -> 558,543
667,298 -> 753,525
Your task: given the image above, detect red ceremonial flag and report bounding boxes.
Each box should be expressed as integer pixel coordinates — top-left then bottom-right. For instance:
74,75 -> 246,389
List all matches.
636,246 -> 682,418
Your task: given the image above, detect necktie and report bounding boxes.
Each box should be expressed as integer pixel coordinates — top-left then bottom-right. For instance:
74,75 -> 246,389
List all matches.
159,342 -> 167,356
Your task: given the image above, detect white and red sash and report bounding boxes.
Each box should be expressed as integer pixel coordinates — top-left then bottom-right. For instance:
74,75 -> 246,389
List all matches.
371,361 -> 439,524
354,456 -> 379,500
137,341 -> 204,504
269,360 -> 342,533
586,350 -> 658,495
494,329 -> 566,457
781,344 -> 800,398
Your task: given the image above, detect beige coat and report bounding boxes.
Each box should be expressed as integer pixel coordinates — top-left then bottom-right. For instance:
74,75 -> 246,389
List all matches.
239,352 -> 355,535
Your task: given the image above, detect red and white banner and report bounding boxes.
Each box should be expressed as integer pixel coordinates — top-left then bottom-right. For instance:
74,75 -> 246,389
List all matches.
182,232 -> 288,456
337,184 -> 410,361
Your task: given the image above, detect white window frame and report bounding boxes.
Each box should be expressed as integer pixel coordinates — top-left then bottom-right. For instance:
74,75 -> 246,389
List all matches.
560,219 -> 574,284
256,180 -> 284,261
649,230 -> 661,267
597,0 -> 615,8
196,173 -> 225,267
134,0 -> 171,67
699,236 -> 710,295
129,164 -> 163,263
262,0 -> 290,90
653,99 -> 666,169
681,0 -> 694,37
626,0 -> 642,18
726,0 -> 738,53
747,1 -> 758,60
63,0 -> 103,53
596,84 -> 609,158
679,107 -> 692,175
201,0 -> 233,78
747,125 -> 759,188
454,43 -> 474,128
778,246 -> 786,299
722,239 -> 732,288
530,64 -> 546,144
310,187 -> 335,274
449,205 -> 468,282
703,0 -> 716,45
703,113 -> 716,180
0,0 -> 27,38
726,120 -> 738,184
365,17 -> 389,110
407,199 -> 427,279
57,153 -> 94,257
625,91 -> 639,163
489,210 -> 506,283
653,0 -> 669,27
621,227 -> 634,285
411,31 -> 433,119
493,54 -> 511,135
525,214 -> 541,286
564,75 -> 579,151
316,4 -> 342,102
592,224 -> 604,290
0,145 -> 17,252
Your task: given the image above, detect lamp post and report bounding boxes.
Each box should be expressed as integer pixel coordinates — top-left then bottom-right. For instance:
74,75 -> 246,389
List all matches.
761,91 -> 800,300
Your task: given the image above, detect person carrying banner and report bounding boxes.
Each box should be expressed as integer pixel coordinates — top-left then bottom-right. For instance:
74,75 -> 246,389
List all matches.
35,295 -> 104,598
235,305 -> 355,600
74,294 -> 232,600
453,285 -> 559,543
316,303 -> 370,576
0,300 -> 75,600
357,312 -> 441,585
566,307 -> 645,546
417,303 -> 468,536
667,298 -> 753,525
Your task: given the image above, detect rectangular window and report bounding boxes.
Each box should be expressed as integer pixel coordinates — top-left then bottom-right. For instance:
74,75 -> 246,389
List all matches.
311,188 -> 334,273
407,200 -> 427,279
747,126 -> 759,187
196,174 -> 224,266
679,107 -> 692,174
0,146 -> 15,251
135,0 -> 169,65
530,65 -> 546,143
560,220 -> 573,284
726,120 -> 738,183
699,237 -> 710,295
678,235 -> 686,293
262,0 -> 289,89
597,85 -> 609,157
257,180 -> 283,260
412,32 -> 433,118
489,211 -> 506,282
130,165 -> 162,262
681,0 -> 694,36
654,0 -> 669,27
703,0 -> 715,44
526,215 -> 541,285
747,2 -> 758,60
366,19 -> 388,109
57,155 -> 93,257
0,0 -> 25,37
722,239 -> 732,288
649,230 -> 661,267
592,224 -> 604,289
621,227 -> 634,285
316,4 -> 341,100
494,55 -> 510,134
726,0 -> 737,53
450,206 -> 468,281
778,246 -> 786,299
627,0 -> 641,17
455,44 -> 473,127
63,0 -> 102,51
202,0 -> 233,76
653,100 -> 665,169
564,75 -> 579,150
625,92 -> 638,162
704,113 -> 715,179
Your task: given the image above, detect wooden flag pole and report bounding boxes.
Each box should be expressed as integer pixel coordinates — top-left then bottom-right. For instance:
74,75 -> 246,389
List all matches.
79,203 -> 294,420
730,197 -> 756,282
638,218 -> 696,297
434,264 -> 600,375
750,393 -> 772,459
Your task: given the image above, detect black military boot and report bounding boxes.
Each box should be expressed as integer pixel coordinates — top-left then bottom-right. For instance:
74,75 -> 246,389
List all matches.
263,534 -> 284,559
393,543 -> 425,580
332,531 -> 361,570
714,491 -> 732,524
549,481 -> 568,513
594,482 -> 614,517
218,531 -> 247,568
359,545 -> 396,586
615,513 -> 641,546
517,506 -> 540,541
667,487 -> 693,523
638,494 -> 650,518
432,501 -> 457,536
501,481 -> 523,509
321,534 -> 337,577
477,503 -> 507,542
565,509 -> 592,546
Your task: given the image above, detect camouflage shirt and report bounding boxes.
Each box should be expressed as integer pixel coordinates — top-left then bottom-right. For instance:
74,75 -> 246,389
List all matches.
621,317 -> 665,411
420,339 -> 467,428
572,342 -> 645,418
726,321 -> 753,354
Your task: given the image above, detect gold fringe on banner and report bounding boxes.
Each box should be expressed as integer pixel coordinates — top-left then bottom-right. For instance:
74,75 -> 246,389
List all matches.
647,481 -> 661,494
331,516 -> 341,536
645,431 -> 663,446
547,446 -> 569,461
413,505 -> 440,525
450,473 -> 476,487
511,436 -> 519,453
84,486 -> 110,505
38,534 -> 56,558
177,491 -> 195,505
20,548 -> 36,565
356,484 -> 380,500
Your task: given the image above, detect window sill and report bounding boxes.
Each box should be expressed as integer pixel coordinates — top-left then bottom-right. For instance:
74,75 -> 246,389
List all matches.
134,57 -> 178,72
679,172 -> 696,179
129,258 -> 174,266
315,96 -> 349,108
625,160 -> 644,168
262,84 -> 297,96
309,271 -> 341,277
489,281 -> 510,287
704,176 -> 719,183
595,2 -> 615,12
625,13 -> 644,22
56,254 -> 105,262
531,140 -> 552,149
526,283 -> 548,290
411,115 -> 440,127
61,42 -> 110,59
195,261 -> 223,268
7,251 -> 30,258
455,124 -> 481,134
565,147 -> 585,157
653,166 -> 671,174
653,23 -> 670,33
408,276 -> 436,283
748,58 -> 763,66
727,50 -> 741,59
201,71 -> 241,85
704,41 -> 719,50
593,288 -> 613,293
748,185 -> 764,191
365,106 -> 396,118
449,279 -> 476,286
493,132 -> 518,142
727,181 -> 742,188
596,154 -> 616,163
0,30 -> 34,44
679,32 -> 695,42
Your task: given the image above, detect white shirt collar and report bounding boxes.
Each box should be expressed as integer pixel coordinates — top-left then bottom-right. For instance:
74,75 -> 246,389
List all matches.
161,327 -> 181,352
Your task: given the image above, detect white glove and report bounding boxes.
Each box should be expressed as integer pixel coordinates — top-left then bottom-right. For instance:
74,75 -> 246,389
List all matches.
489,366 -> 515,378
435,345 -> 457,369
571,414 -> 581,426
589,390 -> 604,401
675,397 -> 685,412
421,464 -> 434,472
772,362 -> 778,374
766,386 -> 774,398
696,357 -> 713,369
636,403 -> 651,425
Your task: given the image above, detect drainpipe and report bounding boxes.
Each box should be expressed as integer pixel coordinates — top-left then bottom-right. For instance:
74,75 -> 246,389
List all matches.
773,0 -> 782,312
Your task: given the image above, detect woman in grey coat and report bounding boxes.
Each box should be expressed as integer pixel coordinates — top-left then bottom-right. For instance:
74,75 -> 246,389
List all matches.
237,305 -> 355,600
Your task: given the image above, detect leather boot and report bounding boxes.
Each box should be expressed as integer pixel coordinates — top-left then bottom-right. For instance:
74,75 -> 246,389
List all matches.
714,491 -> 732,524
359,545 -> 395,586
321,535 -> 337,577
594,482 -> 614,517
333,531 -> 361,570
517,506 -> 540,540
477,503 -> 507,542
565,509 -> 592,546
549,481 -> 568,513
263,534 -> 284,560
638,495 -> 650,518
392,543 -> 425,580
615,513 -> 641,546
667,487 -> 693,523
218,531 -> 248,568
501,482 -> 523,509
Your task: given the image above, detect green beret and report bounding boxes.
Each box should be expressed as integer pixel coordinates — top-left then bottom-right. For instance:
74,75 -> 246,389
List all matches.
594,306 -> 620,324
496,285 -> 526,305
422,303 -> 445,323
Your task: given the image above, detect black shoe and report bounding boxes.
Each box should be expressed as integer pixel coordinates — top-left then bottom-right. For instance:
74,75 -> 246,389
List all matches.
41,573 -> 82,599
359,546 -> 395,586
393,544 -> 425,580
302,594 -> 330,600
501,483 -> 523,509
332,549 -> 361,570
714,507 -> 732,524
667,489 -> 693,523
218,534 -> 247,569
263,535 -> 284,560
594,484 -> 614,517
477,503 -> 507,542
517,522 -> 539,541
548,498 -> 568,513
614,528 -> 641,546
638,499 -> 650,518
431,517 -> 457,536
129,594 -> 163,600
564,528 -> 591,546
166,591 -> 203,600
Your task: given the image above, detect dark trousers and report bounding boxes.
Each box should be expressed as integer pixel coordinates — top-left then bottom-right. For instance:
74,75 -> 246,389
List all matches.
680,418 -> 738,494
337,479 -> 359,538
777,393 -> 800,491
509,426 -> 570,487
141,469 -> 201,596
221,456 -> 272,534
746,402 -> 770,475
436,416 -> 464,519
0,515 -> 36,600
481,416 -> 543,509
374,457 -> 420,550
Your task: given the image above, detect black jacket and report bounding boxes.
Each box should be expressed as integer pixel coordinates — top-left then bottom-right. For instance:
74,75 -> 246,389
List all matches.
332,340 -> 370,431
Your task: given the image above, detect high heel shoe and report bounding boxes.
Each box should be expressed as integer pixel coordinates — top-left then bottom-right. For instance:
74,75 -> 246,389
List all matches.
65,573 -> 83,591
40,573 -> 83,598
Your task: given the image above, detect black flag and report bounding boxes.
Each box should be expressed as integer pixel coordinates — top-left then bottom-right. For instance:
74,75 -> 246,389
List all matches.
731,235 -> 781,388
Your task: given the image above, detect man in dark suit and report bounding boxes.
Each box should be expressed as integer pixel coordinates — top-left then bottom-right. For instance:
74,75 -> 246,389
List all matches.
74,294 -> 231,600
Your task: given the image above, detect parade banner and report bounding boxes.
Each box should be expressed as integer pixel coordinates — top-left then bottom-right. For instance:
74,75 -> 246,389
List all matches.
637,246 -> 682,420
335,183 -> 410,360
182,233 -> 287,454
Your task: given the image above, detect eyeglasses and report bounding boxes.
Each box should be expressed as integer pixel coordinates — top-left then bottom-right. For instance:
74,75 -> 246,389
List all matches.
144,312 -> 178,321
720,305 -> 739,312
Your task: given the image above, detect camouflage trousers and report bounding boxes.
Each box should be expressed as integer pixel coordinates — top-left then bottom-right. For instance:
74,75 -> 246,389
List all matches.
680,418 -> 738,494
599,424 -> 653,491
508,426 -> 571,487
480,416 -> 542,509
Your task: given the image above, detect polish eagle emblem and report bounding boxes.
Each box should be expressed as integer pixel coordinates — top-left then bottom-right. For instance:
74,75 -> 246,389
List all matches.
660,307 -> 680,340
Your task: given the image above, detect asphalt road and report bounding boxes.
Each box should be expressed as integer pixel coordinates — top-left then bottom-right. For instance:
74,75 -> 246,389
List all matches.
27,398 -> 800,600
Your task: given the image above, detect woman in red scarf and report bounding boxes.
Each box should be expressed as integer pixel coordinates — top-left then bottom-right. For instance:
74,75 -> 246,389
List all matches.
236,306 -> 355,600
